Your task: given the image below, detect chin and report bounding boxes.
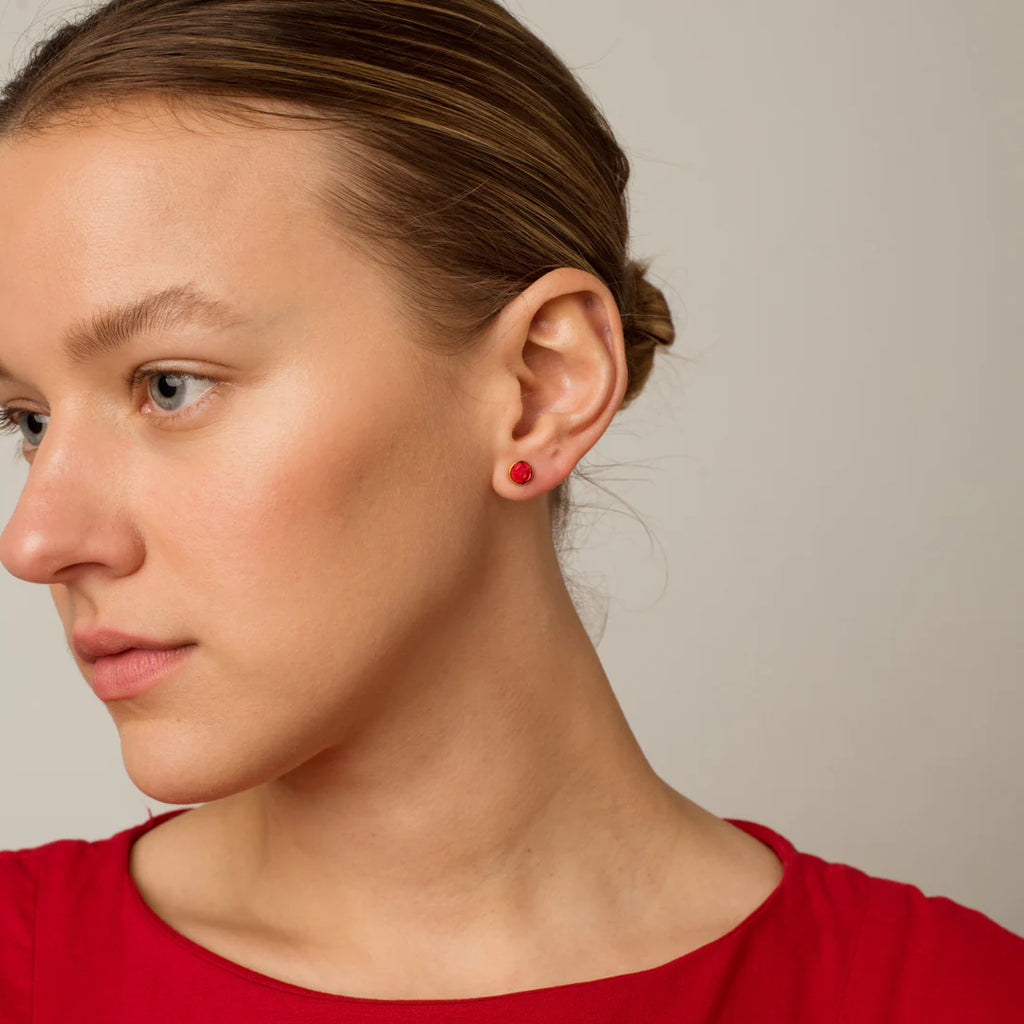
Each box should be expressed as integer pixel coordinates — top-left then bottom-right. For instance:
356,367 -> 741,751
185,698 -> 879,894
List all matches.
114,718 -> 288,806
123,759 -> 255,807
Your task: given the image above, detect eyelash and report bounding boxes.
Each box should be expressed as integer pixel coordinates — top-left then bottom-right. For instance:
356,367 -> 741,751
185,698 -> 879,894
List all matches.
0,368 -> 220,457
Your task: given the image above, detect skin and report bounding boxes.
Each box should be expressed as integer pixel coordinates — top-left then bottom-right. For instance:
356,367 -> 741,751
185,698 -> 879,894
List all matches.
0,99 -> 782,999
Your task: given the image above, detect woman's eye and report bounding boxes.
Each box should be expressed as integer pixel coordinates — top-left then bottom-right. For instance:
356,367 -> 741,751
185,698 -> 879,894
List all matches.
8,410 -> 48,449
0,371 -> 218,455
145,372 -> 216,415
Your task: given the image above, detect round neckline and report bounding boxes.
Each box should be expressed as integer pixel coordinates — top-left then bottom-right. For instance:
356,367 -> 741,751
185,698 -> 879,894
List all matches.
120,807 -> 795,1006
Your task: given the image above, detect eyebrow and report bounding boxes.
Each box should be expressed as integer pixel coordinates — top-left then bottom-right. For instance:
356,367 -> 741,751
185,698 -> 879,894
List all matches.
0,283 -> 247,383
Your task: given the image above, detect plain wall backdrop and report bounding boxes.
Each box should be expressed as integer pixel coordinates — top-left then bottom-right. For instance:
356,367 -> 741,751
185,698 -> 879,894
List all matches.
1,0 -> 1021,936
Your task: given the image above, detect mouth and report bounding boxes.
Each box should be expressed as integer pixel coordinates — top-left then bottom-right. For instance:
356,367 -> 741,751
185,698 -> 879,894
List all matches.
72,628 -> 193,664
87,644 -> 196,701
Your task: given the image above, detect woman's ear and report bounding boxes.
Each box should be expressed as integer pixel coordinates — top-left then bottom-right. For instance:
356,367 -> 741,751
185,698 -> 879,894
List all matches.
485,268 -> 629,500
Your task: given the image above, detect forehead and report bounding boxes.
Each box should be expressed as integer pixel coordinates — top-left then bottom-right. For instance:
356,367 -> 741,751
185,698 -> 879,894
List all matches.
0,100 -> 330,248
0,101 -> 337,348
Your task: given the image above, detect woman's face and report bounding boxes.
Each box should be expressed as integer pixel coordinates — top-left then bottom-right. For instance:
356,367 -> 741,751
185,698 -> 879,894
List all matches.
0,102 -> 500,802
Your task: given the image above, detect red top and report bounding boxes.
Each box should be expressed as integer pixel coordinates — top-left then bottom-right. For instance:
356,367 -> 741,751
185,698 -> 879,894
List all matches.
2,807 -> 1022,1022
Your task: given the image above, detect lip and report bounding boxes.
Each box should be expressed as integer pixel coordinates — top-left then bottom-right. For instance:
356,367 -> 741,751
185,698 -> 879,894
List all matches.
88,645 -> 196,701
72,628 -> 189,664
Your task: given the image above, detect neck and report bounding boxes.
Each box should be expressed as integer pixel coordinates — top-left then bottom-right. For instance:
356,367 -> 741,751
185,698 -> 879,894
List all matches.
192,529 -> 705,989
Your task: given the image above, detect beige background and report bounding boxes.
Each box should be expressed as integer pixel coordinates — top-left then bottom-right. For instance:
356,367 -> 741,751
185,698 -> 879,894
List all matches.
1,0 -> 1021,935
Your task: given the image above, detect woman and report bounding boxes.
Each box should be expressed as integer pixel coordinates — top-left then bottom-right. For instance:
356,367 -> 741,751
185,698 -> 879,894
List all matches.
0,0 -> 1020,1020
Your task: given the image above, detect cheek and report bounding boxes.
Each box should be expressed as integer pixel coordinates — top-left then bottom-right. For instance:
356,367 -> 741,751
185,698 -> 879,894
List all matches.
141,372 -> 469,655
108,374 -> 484,800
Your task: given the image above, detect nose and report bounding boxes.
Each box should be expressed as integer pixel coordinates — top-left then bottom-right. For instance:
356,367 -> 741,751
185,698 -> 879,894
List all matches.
0,419 -> 144,586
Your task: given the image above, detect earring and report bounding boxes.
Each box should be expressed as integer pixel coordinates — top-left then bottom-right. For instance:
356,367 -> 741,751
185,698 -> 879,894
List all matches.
508,460 -> 534,485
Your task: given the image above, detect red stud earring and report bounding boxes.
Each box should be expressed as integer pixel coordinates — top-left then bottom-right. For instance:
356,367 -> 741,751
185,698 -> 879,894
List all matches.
508,460 -> 534,485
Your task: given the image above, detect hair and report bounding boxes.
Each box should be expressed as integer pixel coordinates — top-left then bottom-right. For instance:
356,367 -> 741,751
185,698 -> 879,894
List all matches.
0,0 -> 676,548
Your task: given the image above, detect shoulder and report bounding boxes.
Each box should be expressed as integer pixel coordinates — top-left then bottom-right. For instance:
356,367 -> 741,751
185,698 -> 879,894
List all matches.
728,820 -> 1024,1021
0,829 -> 106,936
0,846 -> 39,948
0,815 -> 159,925
0,816 -> 165,1021
837,869 -> 1024,1021
0,842 -> 44,1021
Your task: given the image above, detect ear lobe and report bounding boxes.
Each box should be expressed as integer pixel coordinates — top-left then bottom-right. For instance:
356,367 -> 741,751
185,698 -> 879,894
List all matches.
495,270 -> 628,499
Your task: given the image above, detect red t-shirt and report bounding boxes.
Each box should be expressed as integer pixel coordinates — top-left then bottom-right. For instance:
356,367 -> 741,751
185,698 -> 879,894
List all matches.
1,807 -> 1022,1022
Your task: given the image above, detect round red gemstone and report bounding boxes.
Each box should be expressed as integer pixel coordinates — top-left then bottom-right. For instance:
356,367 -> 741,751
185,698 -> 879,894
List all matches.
509,460 -> 534,485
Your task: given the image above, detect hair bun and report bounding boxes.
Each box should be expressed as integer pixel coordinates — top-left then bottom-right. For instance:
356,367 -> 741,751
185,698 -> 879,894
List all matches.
619,259 -> 675,406
625,259 -> 675,348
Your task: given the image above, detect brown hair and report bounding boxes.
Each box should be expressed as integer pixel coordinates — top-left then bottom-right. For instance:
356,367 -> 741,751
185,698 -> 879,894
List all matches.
0,0 -> 675,544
